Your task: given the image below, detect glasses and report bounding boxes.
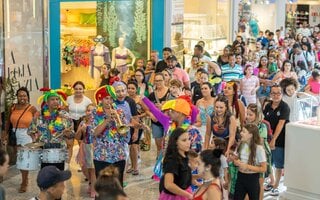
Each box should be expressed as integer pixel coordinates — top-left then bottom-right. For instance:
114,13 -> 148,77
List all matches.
115,89 -> 126,93
154,79 -> 164,82
270,92 -> 282,96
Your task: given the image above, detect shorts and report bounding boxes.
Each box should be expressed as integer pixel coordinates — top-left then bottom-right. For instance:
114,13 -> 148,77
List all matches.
271,147 -> 284,169
129,129 -> 143,145
151,123 -> 164,139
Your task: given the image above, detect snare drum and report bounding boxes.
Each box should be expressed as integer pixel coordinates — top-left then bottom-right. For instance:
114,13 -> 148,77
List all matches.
17,147 -> 41,170
42,148 -> 67,163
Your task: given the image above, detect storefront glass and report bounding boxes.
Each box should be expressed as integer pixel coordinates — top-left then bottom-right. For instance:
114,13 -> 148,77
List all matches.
0,0 -> 4,77
3,0 -> 48,106
171,0 -> 231,67
60,1 -> 151,91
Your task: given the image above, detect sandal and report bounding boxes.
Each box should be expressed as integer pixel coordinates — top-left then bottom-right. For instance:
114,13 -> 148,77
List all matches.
126,168 -> 134,173
132,169 -> 139,175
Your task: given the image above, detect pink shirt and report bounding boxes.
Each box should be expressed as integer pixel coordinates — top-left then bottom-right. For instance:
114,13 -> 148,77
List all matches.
172,67 -> 190,84
309,79 -> 320,95
241,75 -> 259,104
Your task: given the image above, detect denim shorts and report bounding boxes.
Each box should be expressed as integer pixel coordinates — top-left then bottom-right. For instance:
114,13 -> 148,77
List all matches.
151,123 -> 164,139
271,147 -> 284,169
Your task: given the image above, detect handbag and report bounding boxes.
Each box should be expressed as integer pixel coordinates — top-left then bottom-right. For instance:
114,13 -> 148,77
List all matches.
8,104 -> 31,146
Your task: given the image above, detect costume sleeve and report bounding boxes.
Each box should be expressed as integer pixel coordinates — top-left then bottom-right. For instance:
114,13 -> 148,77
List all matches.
141,97 -> 170,132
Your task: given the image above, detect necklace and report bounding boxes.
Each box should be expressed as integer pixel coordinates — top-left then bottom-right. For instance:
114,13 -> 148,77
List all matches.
203,177 -> 215,184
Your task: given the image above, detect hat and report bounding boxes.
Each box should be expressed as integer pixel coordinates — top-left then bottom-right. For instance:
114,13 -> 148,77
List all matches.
37,166 -> 71,190
166,55 -> 177,61
162,98 -> 191,116
94,85 -> 117,104
37,88 -> 68,106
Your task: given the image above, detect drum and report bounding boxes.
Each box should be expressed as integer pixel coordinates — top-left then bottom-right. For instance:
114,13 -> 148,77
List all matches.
17,147 -> 41,170
42,148 -> 67,163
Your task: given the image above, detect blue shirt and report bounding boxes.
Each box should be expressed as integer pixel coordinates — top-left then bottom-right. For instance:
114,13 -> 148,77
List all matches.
221,64 -> 244,82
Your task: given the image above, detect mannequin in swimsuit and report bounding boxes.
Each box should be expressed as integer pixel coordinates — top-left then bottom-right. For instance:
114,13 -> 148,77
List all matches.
90,35 -> 111,87
111,37 -> 136,82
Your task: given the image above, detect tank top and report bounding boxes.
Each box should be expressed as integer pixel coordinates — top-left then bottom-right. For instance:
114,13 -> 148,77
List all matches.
199,105 -> 214,125
210,113 -> 230,139
10,105 -> 33,128
193,182 -> 222,200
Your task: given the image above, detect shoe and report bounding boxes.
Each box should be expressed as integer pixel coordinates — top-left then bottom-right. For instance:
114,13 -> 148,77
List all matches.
264,183 -> 273,191
126,168 -> 134,173
132,169 -> 139,176
270,188 -> 279,196
18,185 -> 27,193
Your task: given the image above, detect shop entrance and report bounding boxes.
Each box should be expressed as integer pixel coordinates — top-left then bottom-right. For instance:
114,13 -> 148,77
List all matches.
49,0 -> 164,90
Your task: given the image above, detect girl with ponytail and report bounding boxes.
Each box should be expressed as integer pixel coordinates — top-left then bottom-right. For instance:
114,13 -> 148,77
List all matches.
193,149 -> 223,200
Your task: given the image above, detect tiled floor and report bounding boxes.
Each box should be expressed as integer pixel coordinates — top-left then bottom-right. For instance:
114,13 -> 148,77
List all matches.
2,143 -> 286,200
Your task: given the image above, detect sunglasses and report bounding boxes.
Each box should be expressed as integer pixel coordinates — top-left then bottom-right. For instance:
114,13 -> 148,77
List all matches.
94,38 -> 105,43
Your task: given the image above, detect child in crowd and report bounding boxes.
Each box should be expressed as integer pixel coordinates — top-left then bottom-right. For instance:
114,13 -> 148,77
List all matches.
193,149 -> 223,200
209,137 -> 229,200
145,59 -> 156,84
268,55 -> 279,79
95,166 -> 128,200
246,104 -> 272,200
240,64 -> 260,104
191,68 -> 207,104
188,150 -> 202,193
159,127 -> 193,200
230,124 -> 267,200
109,68 -> 121,85
76,103 -> 96,198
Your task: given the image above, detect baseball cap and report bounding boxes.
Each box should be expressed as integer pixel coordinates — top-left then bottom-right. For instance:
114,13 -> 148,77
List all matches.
166,55 -> 177,61
162,98 -> 191,116
37,166 -> 72,190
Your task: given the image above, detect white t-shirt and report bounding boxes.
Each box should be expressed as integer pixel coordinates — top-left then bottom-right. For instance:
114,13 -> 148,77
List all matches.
219,155 -> 228,178
67,95 -> 92,120
238,143 -> 266,174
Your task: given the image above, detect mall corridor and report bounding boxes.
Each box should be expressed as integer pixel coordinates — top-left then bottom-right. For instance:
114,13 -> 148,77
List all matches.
1,143 -> 286,200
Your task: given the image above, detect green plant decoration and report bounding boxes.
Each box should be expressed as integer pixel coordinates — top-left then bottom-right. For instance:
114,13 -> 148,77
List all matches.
134,0 -> 147,44
107,2 -> 118,48
5,72 -> 19,117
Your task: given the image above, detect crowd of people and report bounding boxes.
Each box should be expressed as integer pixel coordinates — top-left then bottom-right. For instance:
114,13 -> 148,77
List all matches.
0,24 -> 320,200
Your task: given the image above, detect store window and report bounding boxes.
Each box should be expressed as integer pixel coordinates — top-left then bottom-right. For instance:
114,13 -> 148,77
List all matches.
3,0 -> 48,106
171,0 -> 231,67
60,1 -> 151,92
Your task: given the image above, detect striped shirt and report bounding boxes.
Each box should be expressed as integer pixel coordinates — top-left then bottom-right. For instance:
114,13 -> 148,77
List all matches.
221,64 -> 244,82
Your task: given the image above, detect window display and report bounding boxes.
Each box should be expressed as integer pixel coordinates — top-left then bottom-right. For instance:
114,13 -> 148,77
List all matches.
60,1 -> 150,90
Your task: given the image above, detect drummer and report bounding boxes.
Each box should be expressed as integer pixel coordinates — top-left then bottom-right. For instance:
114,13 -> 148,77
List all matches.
29,88 -> 73,171
5,87 -> 38,193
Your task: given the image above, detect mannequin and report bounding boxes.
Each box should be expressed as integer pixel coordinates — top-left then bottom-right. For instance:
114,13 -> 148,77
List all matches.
111,37 -> 136,81
90,35 -> 111,86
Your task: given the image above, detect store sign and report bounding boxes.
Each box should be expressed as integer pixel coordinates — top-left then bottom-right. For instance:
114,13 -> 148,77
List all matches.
6,52 -> 40,92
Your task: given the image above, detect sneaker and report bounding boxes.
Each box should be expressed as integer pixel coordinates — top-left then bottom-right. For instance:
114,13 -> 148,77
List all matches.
264,183 -> 273,191
270,188 -> 279,196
